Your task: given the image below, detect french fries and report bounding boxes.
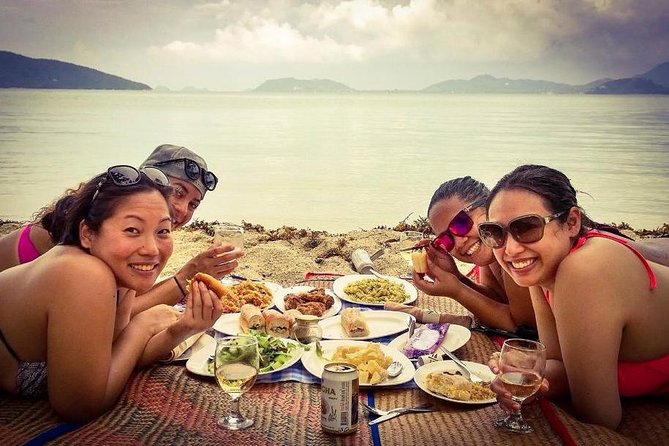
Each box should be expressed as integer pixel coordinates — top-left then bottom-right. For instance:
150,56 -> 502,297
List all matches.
331,343 -> 393,384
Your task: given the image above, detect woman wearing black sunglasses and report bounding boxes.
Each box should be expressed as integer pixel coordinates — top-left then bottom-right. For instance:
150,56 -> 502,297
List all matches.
0,167 -> 223,421
485,164 -> 669,430
0,144 -> 242,315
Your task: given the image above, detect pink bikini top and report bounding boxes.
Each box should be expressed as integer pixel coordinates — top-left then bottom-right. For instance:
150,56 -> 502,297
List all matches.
18,224 -> 41,264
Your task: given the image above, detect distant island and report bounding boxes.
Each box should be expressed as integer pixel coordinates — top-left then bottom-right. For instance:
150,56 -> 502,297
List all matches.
0,50 -> 150,90
2,49 -> 668,94
253,77 -> 354,93
255,60 -> 669,94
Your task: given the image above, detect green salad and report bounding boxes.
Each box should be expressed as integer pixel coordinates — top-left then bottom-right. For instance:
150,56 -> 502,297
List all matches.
207,331 -> 299,374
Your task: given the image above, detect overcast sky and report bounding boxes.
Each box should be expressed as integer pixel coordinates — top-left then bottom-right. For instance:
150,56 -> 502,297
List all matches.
1,0 -> 668,91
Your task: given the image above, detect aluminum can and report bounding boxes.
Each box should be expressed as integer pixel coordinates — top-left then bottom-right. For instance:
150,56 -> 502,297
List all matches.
321,362 -> 359,434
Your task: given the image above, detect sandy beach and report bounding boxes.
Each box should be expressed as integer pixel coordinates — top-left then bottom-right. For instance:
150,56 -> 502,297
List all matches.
163,222 -> 420,286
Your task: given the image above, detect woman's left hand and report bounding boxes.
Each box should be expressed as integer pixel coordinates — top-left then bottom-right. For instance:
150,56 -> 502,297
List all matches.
177,280 -> 224,335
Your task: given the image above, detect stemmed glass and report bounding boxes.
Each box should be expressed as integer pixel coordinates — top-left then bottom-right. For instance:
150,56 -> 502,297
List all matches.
214,335 -> 260,430
494,338 -> 546,434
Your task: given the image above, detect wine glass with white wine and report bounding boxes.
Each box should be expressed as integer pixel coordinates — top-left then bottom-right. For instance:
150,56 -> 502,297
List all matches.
495,338 -> 546,434
214,335 -> 260,430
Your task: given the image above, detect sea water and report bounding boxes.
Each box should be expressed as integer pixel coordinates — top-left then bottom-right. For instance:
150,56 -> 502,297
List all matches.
0,89 -> 667,233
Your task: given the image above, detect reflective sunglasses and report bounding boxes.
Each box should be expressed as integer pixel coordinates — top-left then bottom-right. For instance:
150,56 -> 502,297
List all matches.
91,165 -> 170,205
153,158 -> 218,191
477,211 -> 567,249
431,197 -> 487,253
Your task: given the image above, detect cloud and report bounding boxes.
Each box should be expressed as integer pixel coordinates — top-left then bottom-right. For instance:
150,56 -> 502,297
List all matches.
158,0 -> 658,65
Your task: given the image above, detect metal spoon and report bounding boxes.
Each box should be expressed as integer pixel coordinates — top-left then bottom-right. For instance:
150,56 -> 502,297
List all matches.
387,360 -> 404,378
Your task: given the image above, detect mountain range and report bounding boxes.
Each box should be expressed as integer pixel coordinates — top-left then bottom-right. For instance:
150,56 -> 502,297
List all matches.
256,61 -> 669,94
1,49 -> 668,94
0,50 -> 149,90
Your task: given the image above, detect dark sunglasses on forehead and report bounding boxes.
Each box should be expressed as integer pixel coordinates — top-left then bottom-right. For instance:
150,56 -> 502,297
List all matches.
153,158 -> 218,191
477,210 -> 568,249
430,197 -> 487,254
90,165 -> 170,205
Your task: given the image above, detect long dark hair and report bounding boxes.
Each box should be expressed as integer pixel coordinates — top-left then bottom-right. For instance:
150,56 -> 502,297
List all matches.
487,164 -> 631,239
39,172 -> 172,246
428,176 -> 489,215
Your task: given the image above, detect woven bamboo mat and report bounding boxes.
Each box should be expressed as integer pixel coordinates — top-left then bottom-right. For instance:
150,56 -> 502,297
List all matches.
1,365 -> 371,446
1,277 -> 667,445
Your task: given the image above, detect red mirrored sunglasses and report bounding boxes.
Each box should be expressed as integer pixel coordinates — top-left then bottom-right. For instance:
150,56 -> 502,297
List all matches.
401,197 -> 486,254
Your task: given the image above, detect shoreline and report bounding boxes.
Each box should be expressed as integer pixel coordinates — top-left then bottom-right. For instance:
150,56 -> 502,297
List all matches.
1,218 -> 667,287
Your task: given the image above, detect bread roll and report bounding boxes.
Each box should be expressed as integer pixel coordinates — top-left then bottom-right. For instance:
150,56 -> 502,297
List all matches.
411,248 -> 428,275
263,309 -> 292,338
239,304 -> 265,333
340,308 -> 369,338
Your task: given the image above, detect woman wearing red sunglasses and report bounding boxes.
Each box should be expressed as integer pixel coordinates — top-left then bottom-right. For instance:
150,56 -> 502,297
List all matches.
413,176 -> 669,337
412,176 -> 538,335
485,164 -> 669,430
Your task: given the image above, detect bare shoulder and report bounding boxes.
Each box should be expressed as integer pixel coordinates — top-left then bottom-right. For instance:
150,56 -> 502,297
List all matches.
556,237 -> 649,306
30,247 -> 117,304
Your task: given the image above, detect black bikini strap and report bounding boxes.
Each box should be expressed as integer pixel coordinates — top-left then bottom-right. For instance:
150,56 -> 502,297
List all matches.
0,328 -> 21,361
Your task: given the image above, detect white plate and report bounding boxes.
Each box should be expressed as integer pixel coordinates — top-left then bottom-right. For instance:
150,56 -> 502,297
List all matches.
212,313 -> 243,335
414,360 -> 496,405
387,324 -> 472,359
185,334 -> 303,377
300,340 -> 415,387
273,286 -> 342,318
332,275 -> 418,307
319,310 -> 414,340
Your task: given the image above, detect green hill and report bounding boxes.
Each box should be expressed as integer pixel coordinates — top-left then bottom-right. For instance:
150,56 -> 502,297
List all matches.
254,77 -> 354,93
0,50 -> 150,90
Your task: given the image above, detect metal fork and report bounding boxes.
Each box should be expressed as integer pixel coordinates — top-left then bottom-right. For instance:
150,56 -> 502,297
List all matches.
431,347 -> 491,384
360,401 -> 433,417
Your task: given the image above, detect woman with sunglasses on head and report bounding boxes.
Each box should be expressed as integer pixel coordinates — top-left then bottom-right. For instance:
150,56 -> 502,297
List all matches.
0,144 -> 242,313
482,164 -> 669,430
411,177 -> 537,335
0,166 -> 224,422
131,144 -> 242,313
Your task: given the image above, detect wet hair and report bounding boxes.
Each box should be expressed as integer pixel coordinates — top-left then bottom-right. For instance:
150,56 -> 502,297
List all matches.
427,176 -> 490,216
39,171 -> 172,246
487,164 -> 631,239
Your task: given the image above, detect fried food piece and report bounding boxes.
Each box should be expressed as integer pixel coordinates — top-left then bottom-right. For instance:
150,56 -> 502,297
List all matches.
192,272 -> 241,312
296,301 -> 326,317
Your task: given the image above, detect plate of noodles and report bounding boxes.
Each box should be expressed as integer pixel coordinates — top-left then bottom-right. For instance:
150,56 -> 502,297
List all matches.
332,275 -> 417,307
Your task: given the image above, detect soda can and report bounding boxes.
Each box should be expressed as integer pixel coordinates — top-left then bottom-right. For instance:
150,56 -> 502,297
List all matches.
321,362 -> 359,434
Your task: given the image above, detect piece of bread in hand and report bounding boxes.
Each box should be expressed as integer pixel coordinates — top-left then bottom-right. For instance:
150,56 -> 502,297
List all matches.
411,248 -> 428,276
191,272 -> 233,297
